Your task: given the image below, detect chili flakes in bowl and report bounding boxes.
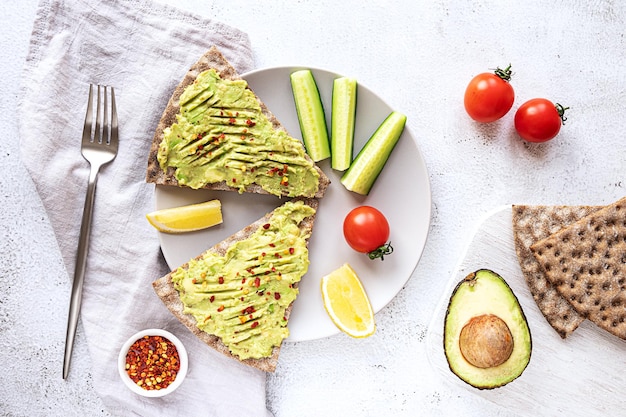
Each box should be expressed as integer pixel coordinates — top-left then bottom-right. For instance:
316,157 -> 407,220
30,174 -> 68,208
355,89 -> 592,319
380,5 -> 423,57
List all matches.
118,329 -> 188,397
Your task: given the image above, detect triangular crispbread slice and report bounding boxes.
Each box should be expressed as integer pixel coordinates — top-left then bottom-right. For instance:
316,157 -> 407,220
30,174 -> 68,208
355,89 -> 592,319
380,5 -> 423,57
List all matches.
146,46 -> 330,198
530,196 -> 626,340
512,205 -> 601,338
152,198 -> 318,372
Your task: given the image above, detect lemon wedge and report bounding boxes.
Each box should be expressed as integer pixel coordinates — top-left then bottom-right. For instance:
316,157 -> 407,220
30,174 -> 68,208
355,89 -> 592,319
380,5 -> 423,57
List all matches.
320,263 -> 376,338
146,199 -> 223,234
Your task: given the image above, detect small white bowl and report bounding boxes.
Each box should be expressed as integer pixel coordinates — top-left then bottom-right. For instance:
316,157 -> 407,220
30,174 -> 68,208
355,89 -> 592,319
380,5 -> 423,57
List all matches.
118,328 -> 188,397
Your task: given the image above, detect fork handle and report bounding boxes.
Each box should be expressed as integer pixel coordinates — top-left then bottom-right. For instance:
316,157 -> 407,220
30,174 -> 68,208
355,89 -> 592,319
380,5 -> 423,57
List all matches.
63,164 -> 101,379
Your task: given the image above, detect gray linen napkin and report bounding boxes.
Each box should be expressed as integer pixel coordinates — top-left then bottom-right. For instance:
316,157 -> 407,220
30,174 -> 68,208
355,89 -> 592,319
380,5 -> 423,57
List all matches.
18,0 -> 272,416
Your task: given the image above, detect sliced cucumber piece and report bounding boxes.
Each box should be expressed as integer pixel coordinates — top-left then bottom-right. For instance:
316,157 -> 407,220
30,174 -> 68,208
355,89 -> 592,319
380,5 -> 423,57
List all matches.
341,111 -> 406,195
331,77 -> 358,171
290,70 -> 330,162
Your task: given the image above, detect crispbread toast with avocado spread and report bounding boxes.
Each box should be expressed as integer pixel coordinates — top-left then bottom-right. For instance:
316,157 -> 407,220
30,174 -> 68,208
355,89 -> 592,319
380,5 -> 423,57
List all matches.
146,46 -> 329,198
152,199 -> 318,372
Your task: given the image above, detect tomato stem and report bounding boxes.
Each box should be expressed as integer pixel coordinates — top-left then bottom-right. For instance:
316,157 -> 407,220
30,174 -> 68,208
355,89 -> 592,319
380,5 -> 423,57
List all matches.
494,64 -> 513,82
555,103 -> 569,124
368,242 -> 393,261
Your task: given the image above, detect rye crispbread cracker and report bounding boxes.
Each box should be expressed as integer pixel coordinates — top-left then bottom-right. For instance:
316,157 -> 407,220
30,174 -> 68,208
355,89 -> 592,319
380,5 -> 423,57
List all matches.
146,46 -> 330,198
512,205 -> 602,338
530,196 -> 626,340
152,198 -> 318,372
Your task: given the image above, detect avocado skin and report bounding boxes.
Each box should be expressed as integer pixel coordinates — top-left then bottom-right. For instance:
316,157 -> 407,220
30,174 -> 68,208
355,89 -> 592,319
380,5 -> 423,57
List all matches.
443,269 -> 532,390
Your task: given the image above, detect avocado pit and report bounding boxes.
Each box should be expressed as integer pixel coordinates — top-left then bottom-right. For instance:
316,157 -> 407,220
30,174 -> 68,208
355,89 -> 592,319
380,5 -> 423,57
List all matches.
459,314 -> 514,368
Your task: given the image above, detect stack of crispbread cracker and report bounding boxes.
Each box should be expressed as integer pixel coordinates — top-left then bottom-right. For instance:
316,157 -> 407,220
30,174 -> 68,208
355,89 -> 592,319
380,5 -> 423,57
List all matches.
512,196 -> 626,340
512,205 -> 599,338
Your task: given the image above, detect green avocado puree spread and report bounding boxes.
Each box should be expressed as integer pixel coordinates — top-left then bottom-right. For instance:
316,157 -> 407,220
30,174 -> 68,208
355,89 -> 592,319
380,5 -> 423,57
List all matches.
157,69 -> 320,197
171,201 -> 315,360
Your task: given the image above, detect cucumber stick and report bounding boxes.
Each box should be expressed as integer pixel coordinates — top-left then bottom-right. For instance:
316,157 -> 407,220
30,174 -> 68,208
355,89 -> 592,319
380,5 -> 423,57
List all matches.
341,111 -> 407,195
331,77 -> 357,171
290,70 -> 330,162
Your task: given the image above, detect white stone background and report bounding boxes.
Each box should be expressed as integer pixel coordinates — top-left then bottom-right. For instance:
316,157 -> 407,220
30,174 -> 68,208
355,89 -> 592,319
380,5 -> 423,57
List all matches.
1,0 -> 625,416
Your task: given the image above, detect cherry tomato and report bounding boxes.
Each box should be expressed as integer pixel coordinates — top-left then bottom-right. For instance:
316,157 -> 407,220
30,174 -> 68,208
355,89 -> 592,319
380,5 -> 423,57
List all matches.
514,99 -> 569,143
464,65 -> 515,123
343,206 -> 393,261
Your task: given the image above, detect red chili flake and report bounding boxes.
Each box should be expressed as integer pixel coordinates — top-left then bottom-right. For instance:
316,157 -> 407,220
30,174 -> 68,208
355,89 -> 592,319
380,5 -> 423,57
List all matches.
263,223 -> 270,230
209,295 -> 215,303
265,271 -> 270,275
274,292 -> 281,300
247,268 -> 254,274
269,243 -> 275,248
124,335 -> 180,391
217,305 -> 225,312
246,119 -> 256,127
197,144 -> 204,150
251,321 -> 259,329
242,306 -> 255,315
254,277 -> 261,287
197,132 -> 204,139
228,117 -> 236,124
241,277 -> 247,284
232,178 -> 237,183
218,276 -> 224,284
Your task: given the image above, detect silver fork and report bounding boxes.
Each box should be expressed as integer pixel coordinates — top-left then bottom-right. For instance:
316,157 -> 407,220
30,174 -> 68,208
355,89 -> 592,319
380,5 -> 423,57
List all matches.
63,84 -> 118,379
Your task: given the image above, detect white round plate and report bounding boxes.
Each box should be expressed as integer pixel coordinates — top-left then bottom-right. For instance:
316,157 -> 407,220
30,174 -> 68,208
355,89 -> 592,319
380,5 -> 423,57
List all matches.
155,66 -> 432,342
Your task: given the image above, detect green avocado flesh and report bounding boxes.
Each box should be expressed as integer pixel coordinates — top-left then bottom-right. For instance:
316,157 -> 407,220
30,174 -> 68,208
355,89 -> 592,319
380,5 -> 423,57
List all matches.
157,69 -> 320,197
171,201 -> 315,360
444,269 -> 532,389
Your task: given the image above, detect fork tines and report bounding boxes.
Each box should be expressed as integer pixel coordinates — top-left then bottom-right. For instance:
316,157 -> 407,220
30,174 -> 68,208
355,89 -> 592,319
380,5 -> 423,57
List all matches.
82,84 -> 118,146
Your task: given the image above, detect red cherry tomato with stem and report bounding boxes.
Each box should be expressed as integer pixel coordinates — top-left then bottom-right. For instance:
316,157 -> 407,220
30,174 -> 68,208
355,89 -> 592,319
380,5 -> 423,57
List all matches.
464,65 -> 515,123
514,98 -> 569,143
343,206 -> 393,261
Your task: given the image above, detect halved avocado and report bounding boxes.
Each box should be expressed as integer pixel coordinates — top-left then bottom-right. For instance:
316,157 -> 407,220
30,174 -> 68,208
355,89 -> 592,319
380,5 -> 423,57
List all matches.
444,269 -> 532,389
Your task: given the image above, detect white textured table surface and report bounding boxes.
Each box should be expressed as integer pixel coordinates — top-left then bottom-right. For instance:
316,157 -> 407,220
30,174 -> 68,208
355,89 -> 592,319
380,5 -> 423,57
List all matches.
2,1 -> 625,416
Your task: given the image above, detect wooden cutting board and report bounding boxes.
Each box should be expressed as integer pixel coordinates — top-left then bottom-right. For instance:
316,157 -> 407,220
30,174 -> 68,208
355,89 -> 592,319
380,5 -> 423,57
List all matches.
426,206 -> 626,416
